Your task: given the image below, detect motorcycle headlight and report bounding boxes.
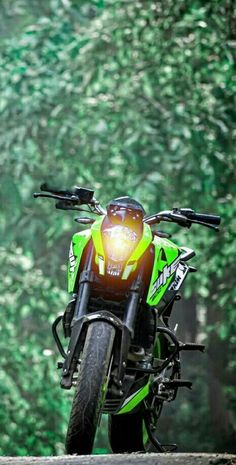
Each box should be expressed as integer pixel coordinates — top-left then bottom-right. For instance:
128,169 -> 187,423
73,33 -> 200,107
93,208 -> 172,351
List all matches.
103,225 -> 138,262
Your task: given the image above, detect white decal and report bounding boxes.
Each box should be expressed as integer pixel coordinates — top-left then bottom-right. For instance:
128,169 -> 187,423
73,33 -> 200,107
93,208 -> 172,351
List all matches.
151,256 -> 179,298
169,262 -> 188,291
120,387 -> 143,408
69,243 -> 76,273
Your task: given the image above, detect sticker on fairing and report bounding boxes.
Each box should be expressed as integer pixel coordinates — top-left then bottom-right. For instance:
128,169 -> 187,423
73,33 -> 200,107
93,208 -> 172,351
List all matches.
69,243 -> 76,273
150,256 -> 179,298
169,262 -> 188,291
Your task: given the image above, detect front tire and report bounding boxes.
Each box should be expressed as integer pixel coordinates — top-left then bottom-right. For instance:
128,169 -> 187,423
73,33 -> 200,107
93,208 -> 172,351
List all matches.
65,321 -> 115,455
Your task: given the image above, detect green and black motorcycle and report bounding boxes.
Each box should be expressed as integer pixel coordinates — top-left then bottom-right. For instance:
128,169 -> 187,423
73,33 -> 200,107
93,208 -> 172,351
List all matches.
34,183 -> 221,455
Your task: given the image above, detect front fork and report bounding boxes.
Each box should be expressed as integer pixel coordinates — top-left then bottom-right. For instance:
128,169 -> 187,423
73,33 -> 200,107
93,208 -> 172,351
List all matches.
59,245 -> 144,389
73,243 -> 94,320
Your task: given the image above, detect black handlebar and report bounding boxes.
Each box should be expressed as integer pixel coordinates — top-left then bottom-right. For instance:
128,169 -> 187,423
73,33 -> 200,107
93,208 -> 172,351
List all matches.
33,192 -> 72,202
40,183 -> 94,205
34,183 -> 106,215
179,209 -> 221,226
144,208 -> 221,231
34,184 -> 221,231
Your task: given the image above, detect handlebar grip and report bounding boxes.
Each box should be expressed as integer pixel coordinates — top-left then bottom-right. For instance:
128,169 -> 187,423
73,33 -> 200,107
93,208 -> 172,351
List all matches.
187,213 -> 221,226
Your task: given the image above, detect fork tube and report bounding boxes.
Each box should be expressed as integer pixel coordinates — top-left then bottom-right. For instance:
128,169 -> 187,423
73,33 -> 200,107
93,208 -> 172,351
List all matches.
124,270 -> 143,336
73,244 -> 94,320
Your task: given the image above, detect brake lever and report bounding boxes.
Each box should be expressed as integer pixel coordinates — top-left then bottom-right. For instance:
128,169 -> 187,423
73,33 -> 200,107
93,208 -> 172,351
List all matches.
153,231 -> 172,239
144,213 -> 171,225
169,213 -> 191,227
144,211 -> 189,226
34,192 -> 82,204
34,192 -> 69,201
55,201 -> 89,212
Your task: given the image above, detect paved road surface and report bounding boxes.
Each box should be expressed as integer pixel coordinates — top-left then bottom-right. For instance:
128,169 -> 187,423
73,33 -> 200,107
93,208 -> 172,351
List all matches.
0,454 -> 235,465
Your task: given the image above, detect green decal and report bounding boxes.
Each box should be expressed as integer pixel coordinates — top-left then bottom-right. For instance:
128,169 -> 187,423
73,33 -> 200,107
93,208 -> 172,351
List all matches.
121,223 -> 152,280
117,381 -> 150,414
142,421 -> 149,446
91,216 -> 106,275
67,229 -> 91,293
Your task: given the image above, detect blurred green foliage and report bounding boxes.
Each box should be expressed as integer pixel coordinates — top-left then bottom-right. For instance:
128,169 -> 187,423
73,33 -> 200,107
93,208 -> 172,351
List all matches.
0,0 -> 235,455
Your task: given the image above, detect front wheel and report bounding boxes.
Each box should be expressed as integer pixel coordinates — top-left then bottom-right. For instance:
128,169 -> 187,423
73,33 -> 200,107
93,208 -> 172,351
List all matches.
65,321 -> 115,455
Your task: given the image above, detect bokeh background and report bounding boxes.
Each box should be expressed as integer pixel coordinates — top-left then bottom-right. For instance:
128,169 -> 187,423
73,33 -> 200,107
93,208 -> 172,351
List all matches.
0,0 -> 235,456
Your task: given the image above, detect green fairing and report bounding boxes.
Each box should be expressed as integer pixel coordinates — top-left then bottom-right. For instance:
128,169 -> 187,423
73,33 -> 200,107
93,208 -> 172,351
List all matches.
117,381 -> 150,414
91,216 -> 106,275
146,236 -> 180,306
90,219 -> 153,279
122,223 -> 153,279
67,229 -> 91,293
68,220 -> 180,295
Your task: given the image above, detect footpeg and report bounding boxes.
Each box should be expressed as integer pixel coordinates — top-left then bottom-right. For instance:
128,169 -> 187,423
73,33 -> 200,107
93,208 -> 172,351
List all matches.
180,342 -> 205,352
163,379 -> 192,389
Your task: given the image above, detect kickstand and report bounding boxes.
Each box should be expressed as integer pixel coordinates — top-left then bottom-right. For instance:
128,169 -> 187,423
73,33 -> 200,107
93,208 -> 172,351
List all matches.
144,417 -> 177,453
161,444 -> 178,452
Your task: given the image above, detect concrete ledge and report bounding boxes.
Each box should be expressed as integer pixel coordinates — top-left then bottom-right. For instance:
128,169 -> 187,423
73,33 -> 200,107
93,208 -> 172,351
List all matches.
0,454 -> 235,465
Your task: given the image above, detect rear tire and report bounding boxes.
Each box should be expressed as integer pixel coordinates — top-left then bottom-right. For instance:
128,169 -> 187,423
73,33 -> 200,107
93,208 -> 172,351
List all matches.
108,411 -> 145,453
65,321 -> 115,455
